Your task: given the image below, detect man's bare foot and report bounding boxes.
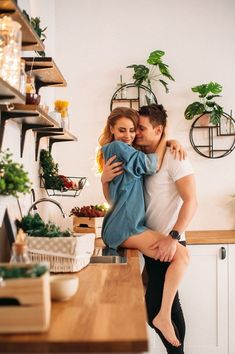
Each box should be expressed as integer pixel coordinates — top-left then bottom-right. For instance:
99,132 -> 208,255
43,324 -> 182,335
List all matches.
153,314 -> 180,347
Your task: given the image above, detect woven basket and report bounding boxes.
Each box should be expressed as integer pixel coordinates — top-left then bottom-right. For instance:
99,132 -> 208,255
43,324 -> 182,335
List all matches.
26,234 -> 95,273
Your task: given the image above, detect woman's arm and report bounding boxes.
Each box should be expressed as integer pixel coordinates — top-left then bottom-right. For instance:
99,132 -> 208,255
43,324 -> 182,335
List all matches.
155,132 -> 167,171
167,140 -> 187,160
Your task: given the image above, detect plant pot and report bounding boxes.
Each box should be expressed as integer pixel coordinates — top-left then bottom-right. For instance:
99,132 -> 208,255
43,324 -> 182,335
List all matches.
199,113 -> 210,127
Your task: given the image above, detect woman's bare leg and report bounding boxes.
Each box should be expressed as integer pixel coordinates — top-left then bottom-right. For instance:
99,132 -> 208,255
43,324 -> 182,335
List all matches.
121,230 -> 189,347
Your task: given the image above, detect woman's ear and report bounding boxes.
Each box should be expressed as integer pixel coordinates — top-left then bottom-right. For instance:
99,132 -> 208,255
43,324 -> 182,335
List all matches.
110,126 -> 114,135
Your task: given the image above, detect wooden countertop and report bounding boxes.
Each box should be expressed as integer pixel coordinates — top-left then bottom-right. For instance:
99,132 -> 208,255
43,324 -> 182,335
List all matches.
0,247 -> 148,353
186,230 -> 235,244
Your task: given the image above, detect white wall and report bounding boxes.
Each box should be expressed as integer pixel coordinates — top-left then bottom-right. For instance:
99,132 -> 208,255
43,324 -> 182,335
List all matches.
3,0 -> 235,231
53,0 -> 235,231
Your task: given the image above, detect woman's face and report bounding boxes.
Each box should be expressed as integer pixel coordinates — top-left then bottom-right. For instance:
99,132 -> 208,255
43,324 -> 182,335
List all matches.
110,117 -> 136,145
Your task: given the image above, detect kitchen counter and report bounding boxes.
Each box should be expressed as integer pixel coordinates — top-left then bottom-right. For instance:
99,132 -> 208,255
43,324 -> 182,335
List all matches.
0,244 -> 148,353
186,230 -> 235,244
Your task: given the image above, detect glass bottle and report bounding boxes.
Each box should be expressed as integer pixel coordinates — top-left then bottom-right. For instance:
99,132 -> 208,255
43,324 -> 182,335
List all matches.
115,75 -> 127,99
26,74 -> 36,94
19,59 -> 26,95
10,242 -> 30,264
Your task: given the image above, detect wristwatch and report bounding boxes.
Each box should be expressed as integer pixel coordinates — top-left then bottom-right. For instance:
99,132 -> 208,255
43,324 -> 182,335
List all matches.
169,230 -> 181,240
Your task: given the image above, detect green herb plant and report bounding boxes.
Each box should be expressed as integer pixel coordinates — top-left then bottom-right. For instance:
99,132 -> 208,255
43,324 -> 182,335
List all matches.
127,50 -> 175,94
0,149 -> 31,197
40,149 -> 64,190
22,10 -> 47,57
184,82 -> 223,125
16,213 -> 71,237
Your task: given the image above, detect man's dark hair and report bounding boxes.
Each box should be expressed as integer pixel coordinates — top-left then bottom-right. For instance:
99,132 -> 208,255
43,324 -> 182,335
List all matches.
139,104 -> 167,128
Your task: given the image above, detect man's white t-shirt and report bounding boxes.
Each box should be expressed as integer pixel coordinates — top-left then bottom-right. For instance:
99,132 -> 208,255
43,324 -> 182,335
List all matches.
144,148 -> 194,241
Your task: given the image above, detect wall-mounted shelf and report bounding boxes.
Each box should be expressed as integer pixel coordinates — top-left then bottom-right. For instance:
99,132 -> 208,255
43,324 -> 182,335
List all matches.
110,83 -> 158,111
0,0 -> 45,51
0,78 -> 25,105
189,113 -> 235,158
0,104 -> 59,155
24,57 -> 67,93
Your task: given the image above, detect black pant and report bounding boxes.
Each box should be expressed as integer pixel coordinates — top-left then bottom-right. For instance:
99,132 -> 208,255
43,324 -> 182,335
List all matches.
143,242 -> 186,354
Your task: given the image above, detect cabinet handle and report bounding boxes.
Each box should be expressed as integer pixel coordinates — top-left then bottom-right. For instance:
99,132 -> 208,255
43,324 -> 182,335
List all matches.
220,247 -> 226,260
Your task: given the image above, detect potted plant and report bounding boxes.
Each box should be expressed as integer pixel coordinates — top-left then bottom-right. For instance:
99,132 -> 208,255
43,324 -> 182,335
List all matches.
0,149 -> 31,197
22,10 -> 47,57
127,49 -> 175,94
184,82 -> 224,126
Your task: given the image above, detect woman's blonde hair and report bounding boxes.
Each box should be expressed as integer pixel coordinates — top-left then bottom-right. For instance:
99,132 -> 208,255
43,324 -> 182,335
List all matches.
96,107 -> 139,173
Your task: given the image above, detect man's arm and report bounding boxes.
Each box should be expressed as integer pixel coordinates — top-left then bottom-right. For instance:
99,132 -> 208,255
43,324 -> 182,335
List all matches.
152,174 -> 197,262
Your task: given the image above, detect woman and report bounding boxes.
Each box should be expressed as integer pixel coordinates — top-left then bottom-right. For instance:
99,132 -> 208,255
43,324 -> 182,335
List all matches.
97,107 -> 189,347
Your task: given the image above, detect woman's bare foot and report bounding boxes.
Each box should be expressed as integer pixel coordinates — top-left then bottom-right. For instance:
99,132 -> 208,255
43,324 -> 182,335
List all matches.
153,314 -> 180,347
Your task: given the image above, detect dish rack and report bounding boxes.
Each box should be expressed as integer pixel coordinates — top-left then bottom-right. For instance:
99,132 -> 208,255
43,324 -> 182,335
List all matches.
26,233 -> 95,273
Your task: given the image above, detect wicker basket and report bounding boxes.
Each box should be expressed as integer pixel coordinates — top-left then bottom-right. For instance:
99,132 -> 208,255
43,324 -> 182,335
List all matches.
26,234 -> 95,273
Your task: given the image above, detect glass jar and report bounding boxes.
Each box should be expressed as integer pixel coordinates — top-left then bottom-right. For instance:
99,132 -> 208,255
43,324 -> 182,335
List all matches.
10,242 -> 30,264
0,16 -> 22,90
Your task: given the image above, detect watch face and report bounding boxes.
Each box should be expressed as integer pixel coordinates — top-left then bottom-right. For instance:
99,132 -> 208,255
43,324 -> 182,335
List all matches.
169,230 -> 181,240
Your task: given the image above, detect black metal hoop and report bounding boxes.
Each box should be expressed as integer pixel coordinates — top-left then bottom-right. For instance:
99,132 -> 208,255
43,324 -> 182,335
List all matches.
110,83 -> 158,111
189,112 -> 235,158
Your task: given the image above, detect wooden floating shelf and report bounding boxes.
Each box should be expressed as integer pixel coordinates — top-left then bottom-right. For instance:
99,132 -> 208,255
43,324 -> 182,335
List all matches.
0,0 -> 45,51
0,78 -> 25,105
24,57 -> 67,92
0,103 -> 77,158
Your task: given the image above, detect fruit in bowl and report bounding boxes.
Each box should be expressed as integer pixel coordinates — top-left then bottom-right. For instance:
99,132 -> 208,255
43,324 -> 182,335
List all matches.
26,93 -> 41,105
69,204 -> 109,218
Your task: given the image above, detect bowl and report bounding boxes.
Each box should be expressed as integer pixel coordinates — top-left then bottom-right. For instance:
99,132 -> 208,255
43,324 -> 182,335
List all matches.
26,93 -> 41,105
50,274 -> 79,301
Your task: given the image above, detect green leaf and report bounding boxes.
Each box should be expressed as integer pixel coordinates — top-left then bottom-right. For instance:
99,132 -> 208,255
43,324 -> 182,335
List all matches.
147,50 -> 165,65
159,79 -> 169,93
131,65 -> 149,86
192,84 -> 209,97
184,102 -> 205,120
206,101 -> 215,108
208,82 -> 222,94
158,63 -> 174,81
206,94 -> 221,100
210,107 -> 223,125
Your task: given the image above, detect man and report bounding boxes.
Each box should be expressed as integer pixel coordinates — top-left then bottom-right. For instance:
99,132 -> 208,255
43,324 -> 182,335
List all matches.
101,104 -> 197,354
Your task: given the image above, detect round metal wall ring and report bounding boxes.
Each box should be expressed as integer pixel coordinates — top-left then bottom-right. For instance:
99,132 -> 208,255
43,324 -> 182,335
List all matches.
110,83 -> 158,112
189,113 -> 235,159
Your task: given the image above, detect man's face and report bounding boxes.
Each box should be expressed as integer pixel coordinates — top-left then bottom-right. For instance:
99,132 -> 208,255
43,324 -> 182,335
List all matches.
135,116 -> 162,146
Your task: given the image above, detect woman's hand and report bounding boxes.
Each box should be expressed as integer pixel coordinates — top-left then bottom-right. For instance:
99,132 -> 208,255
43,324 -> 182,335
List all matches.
101,155 -> 123,184
167,140 -> 187,160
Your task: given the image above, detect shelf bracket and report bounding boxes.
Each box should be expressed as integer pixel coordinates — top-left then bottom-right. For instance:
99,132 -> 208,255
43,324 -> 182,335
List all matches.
21,123 -> 53,158
49,138 -> 74,154
0,112 -> 7,150
35,131 -> 63,161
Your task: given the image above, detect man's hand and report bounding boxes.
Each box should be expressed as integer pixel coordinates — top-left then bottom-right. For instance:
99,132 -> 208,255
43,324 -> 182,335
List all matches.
149,236 -> 178,262
167,139 -> 187,160
101,155 -> 123,184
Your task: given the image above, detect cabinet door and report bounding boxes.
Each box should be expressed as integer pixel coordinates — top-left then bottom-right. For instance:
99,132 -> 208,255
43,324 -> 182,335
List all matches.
228,244 -> 235,354
180,245 -> 228,354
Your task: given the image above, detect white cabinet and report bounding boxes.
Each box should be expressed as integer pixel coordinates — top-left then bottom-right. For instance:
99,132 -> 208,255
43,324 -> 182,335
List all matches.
228,244 -> 235,354
180,245 -> 228,354
145,244 -> 235,354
